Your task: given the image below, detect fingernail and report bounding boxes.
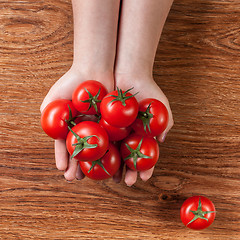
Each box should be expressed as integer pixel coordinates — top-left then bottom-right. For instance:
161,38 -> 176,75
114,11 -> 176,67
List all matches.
160,132 -> 167,143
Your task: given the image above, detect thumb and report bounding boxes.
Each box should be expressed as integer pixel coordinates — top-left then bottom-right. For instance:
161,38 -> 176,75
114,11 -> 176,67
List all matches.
40,70 -> 79,113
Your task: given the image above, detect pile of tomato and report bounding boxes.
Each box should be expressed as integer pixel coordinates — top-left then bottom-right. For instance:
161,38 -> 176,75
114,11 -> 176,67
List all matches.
41,80 -> 168,180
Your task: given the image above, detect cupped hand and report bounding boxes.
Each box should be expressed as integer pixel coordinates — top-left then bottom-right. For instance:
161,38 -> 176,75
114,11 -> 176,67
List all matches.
40,66 -> 114,181
115,73 -> 174,186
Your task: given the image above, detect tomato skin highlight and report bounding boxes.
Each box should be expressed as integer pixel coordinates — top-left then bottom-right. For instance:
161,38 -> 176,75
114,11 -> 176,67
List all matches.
132,98 -> 169,137
100,89 -> 138,127
120,133 -> 159,171
80,143 -> 121,180
41,99 -> 78,140
66,121 -> 109,162
180,196 -> 216,230
99,118 -> 132,141
72,80 -> 108,115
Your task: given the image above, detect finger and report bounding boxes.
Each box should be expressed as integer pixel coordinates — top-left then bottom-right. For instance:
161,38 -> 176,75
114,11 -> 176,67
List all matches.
55,140 -> 68,171
76,163 -> 85,180
40,70 -> 77,112
139,166 -> 154,182
64,157 -> 78,181
157,117 -> 174,142
40,83 -> 62,113
40,81 -> 67,113
124,167 -> 138,186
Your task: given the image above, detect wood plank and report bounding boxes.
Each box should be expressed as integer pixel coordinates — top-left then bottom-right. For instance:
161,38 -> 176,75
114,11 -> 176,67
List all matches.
0,0 -> 239,239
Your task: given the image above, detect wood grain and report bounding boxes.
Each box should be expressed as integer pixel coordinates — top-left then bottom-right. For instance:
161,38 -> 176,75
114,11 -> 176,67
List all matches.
0,0 -> 240,239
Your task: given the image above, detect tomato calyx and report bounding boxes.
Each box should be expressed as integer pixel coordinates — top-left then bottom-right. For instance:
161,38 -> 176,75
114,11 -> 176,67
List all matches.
88,156 -> 110,176
124,138 -> 151,169
187,197 -> 216,226
108,87 -> 138,107
68,127 -> 99,159
81,88 -> 102,113
64,105 -> 79,128
137,102 -> 153,133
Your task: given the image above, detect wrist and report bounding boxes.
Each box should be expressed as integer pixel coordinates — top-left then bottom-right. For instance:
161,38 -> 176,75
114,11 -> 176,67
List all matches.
114,66 -> 153,82
72,57 -> 114,74
70,64 -> 114,92
114,59 -> 153,81
72,60 -> 113,76
114,71 -> 154,93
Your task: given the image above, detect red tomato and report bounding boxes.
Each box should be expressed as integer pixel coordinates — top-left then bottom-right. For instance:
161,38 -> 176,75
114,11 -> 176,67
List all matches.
180,196 -> 216,230
132,98 -> 169,137
80,143 -> 121,180
120,133 -> 159,171
99,118 -> 132,141
66,121 -> 109,161
41,99 -> 78,140
100,87 -> 138,127
72,80 -> 108,115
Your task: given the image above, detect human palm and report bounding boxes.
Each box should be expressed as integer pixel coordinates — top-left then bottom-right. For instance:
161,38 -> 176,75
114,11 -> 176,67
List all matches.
40,67 -> 114,181
115,74 -> 174,186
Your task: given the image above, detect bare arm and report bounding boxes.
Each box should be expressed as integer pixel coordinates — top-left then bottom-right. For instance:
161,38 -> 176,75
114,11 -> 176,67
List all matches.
115,0 -> 173,77
72,0 -> 120,76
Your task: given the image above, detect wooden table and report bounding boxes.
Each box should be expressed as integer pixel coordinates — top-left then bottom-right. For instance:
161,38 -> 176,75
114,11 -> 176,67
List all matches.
1,0 -> 239,239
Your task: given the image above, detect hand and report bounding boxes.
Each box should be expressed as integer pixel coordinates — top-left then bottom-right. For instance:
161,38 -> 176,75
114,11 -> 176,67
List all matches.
40,66 -> 114,181
115,73 -> 174,186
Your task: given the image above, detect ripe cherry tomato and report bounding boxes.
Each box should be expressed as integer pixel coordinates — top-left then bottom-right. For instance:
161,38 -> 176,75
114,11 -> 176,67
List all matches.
120,133 -> 159,171
80,143 -> 121,180
132,98 -> 169,137
180,196 -> 216,230
99,118 -> 132,141
66,121 -> 109,161
100,87 -> 138,127
72,80 -> 108,115
41,99 -> 78,140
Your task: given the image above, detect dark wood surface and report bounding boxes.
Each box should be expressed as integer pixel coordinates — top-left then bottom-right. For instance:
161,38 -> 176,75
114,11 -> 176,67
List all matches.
1,0 -> 240,239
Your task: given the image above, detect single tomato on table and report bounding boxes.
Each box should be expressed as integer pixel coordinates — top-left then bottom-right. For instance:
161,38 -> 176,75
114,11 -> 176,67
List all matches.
66,121 -> 109,161
132,98 -> 169,137
72,80 -> 108,115
41,99 -> 78,140
80,142 -> 121,180
100,87 -> 138,128
180,196 -> 216,230
120,133 -> 159,171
